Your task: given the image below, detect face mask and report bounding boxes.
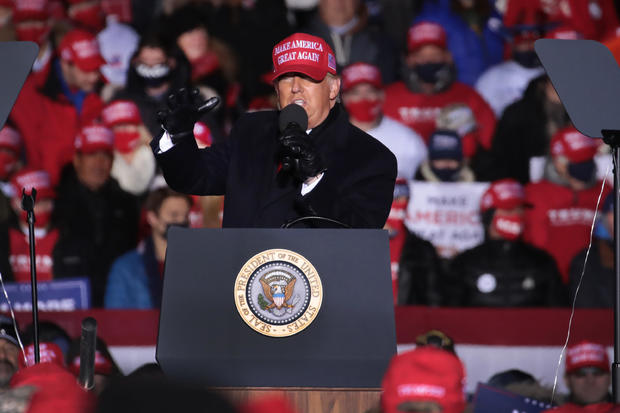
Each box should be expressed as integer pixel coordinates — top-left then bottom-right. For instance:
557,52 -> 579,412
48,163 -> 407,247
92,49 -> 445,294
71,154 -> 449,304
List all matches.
0,152 -> 17,180
513,50 -> 541,68
113,130 -> 141,154
431,166 -> 460,182
15,26 -> 50,45
568,160 -> 596,183
414,62 -> 450,84
71,5 -> 105,32
135,63 -> 171,88
492,213 -> 524,241
344,98 -> 382,123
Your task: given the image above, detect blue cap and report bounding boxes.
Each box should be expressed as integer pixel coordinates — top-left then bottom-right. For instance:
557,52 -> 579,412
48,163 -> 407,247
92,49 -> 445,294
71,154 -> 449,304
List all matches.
428,130 -> 463,161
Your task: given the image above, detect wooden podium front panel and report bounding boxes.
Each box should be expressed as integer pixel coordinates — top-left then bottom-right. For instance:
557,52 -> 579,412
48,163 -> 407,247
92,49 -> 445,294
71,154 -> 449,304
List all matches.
216,387 -> 381,413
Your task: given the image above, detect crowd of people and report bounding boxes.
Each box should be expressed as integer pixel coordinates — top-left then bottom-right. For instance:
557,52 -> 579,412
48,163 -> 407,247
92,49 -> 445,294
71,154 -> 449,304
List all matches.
0,316 -> 615,412
0,0 -> 613,310
0,0 -> 617,411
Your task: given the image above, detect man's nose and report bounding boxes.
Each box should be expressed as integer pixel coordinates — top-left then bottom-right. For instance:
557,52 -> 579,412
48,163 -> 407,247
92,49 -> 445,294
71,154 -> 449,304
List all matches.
290,76 -> 302,93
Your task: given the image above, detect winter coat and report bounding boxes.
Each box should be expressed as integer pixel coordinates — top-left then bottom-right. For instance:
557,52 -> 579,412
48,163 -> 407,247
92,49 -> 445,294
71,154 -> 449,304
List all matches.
446,239 -> 568,307
104,237 -> 162,309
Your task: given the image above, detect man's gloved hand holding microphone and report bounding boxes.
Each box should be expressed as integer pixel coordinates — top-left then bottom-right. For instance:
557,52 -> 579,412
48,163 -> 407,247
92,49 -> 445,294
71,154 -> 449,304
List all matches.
278,104 -> 326,184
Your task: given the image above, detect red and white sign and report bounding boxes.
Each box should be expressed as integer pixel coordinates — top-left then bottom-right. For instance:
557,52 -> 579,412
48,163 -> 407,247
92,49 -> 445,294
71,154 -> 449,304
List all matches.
405,182 -> 489,258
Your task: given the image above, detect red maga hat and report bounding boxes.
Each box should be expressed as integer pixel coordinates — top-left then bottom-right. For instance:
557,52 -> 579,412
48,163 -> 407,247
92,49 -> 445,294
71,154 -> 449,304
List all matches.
11,168 -> 55,200
75,124 -> 114,154
271,32 -> 337,82
381,346 -> 466,413
69,349 -> 114,376
480,178 -> 525,212
341,62 -> 382,92
13,0 -> 50,22
566,341 -> 610,374
19,342 -> 65,369
59,29 -> 105,72
550,127 -> 599,163
102,100 -> 142,127
407,21 -> 447,52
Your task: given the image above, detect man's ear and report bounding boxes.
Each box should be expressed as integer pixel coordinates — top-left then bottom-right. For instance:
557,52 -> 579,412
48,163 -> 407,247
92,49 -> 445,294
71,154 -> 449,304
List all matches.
145,210 -> 159,228
329,76 -> 341,100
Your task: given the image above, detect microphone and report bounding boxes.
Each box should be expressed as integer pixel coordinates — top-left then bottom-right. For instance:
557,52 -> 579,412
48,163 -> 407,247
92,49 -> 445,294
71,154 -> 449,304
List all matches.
279,103 -> 308,134
278,104 -> 308,172
78,317 -> 97,390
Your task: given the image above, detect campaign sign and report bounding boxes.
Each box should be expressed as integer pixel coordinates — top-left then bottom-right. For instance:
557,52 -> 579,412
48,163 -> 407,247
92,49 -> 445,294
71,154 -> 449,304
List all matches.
0,277 -> 90,311
473,383 -> 553,413
404,181 -> 489,258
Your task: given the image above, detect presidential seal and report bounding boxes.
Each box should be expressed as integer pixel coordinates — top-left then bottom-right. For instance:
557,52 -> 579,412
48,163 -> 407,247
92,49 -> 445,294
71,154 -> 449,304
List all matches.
234,249 -> 323,337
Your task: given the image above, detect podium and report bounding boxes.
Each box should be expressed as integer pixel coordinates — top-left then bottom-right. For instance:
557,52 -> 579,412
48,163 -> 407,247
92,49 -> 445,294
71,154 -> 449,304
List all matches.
156,228 -> 396,412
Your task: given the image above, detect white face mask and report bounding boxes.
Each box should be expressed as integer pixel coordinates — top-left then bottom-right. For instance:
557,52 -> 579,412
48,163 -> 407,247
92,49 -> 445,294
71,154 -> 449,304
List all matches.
135,63 -> 170,79
285,0 -> 319,10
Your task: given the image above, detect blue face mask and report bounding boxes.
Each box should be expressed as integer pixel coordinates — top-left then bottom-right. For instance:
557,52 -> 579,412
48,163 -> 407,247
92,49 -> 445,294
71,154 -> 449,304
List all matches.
567,160 -> 596,183
414,62 -> 449,84
431,166 -> 460,182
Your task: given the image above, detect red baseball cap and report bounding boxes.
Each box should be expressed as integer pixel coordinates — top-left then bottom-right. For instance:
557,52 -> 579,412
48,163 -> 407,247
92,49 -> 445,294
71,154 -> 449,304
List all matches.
271,32 -> 337,82
59,29 -> 105,72
13,0 -> 50,22
19,342 -> 65,369
193,121 -> 213,147
0,126 -> 22,153
407,21 -> 447,53
480,178 -> 525,212
550,127 -> 599,163
69,350 -> 114,376
341,62 -> 382,92
75,124 -> 114,154
566,341 -> 610,374
11,168 -> 55,200
382,347 -> 465,413
102,100 -> 142,127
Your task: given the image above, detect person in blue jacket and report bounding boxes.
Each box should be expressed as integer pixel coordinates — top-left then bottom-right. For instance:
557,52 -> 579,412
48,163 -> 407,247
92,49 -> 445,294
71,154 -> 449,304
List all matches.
104,187 -> 192,309
413,0 -> 506,86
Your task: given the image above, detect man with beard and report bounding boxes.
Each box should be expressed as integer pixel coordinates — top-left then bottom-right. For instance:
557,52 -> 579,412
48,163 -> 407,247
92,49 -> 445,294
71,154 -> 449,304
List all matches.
0,316 -> 20,391
383,21 -> 496,153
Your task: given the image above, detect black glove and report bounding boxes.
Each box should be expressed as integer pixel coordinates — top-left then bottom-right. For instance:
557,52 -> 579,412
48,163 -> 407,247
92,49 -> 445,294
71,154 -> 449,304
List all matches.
279,131 -> 326,182
157,88 -> 219,142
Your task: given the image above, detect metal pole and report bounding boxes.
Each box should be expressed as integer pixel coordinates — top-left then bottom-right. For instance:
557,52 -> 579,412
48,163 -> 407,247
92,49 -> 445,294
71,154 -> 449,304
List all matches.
21,188 -> 39,364
609,139 -> 620,403
27,209 -> 39,364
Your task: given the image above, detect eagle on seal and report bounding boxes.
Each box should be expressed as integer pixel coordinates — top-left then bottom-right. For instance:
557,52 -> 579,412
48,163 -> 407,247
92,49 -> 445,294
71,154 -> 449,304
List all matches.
260,276 -> 296,310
